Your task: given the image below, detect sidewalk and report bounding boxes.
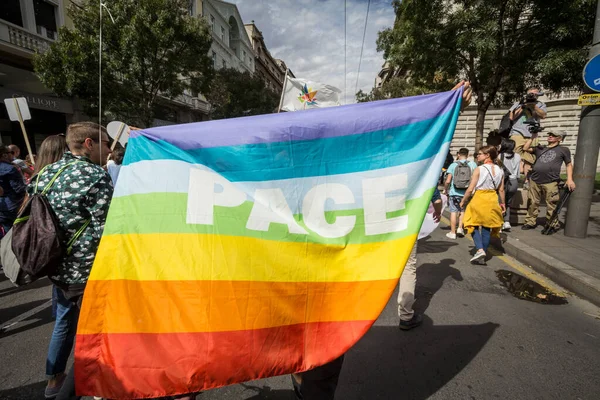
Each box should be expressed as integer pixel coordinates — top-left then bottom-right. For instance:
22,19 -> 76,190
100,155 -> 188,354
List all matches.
491,198 -> 600,307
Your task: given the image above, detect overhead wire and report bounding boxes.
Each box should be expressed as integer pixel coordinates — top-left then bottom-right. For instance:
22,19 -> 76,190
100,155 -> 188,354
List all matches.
355,0 -> 371,97
344,0 -> 347,105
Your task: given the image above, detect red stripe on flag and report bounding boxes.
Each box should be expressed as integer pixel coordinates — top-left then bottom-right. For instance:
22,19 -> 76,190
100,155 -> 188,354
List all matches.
75,320 -> 373,399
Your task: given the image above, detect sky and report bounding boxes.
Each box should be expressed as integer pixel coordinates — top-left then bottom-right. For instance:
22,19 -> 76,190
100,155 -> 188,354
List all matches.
229,0 -> 396,104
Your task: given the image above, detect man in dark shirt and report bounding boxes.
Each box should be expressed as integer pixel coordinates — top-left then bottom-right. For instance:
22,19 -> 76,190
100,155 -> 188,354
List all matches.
521,131 -> 575,231
0,144 -> 26,237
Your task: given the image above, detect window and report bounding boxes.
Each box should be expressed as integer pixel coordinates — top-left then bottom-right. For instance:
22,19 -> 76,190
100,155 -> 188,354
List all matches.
221,26 -> 225,41
188,0 -> 194,16
222,59 -> 227,69
212,51 -> 217,68
210,15 -> 215,31
34,0 -> 58,39
242,50 -> 246,62
0,0 -> 23,27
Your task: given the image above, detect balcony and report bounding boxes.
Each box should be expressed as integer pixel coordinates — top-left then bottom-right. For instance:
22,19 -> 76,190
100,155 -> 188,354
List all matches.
0,19 -> 54,57
171,93 -> 211,114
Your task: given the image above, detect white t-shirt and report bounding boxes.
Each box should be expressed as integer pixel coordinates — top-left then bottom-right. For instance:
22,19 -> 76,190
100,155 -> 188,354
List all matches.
107,160 -> 121,185
475,164 -> 503,191
500,153 -> 521,179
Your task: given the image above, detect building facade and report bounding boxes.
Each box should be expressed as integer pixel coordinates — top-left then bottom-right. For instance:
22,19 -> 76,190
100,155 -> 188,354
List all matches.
196,0 -> 254,74
244,21 -> 289,94
0,0 -> 77,152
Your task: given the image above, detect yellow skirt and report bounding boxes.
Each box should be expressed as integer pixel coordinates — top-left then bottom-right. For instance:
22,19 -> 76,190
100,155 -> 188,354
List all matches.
463,190 -> 503,237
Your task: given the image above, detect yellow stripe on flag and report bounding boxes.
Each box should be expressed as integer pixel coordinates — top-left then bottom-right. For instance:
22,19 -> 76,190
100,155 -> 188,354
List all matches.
90,233 -> 418,282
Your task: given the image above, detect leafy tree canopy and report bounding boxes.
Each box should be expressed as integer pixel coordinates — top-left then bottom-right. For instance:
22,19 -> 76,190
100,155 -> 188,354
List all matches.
34,0 -> 214,127
205,68 -> 280,120
373,0 -> 595,148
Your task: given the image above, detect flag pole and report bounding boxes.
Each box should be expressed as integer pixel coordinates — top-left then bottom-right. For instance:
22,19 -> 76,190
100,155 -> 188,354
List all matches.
277,69 -> 289,113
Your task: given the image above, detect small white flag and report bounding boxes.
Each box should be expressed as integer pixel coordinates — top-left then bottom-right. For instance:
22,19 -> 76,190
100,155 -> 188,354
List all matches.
281,77 -> 341,112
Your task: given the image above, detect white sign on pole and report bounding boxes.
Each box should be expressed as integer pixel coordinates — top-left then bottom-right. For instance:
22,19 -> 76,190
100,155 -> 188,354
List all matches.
107,121 -> 130,149
3,97 -> 31,121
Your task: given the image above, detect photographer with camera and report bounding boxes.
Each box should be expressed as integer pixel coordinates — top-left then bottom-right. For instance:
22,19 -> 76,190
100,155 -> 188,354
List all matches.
521,131 -> 575,233
508,87 -> 547,185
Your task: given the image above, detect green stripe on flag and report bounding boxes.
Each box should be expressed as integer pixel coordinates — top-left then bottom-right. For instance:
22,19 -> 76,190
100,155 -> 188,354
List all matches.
104,188 -> 435,245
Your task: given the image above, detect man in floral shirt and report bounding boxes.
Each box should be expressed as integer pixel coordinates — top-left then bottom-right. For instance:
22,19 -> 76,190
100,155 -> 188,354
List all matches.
28,122 -> 112,398
28,122 -> 113,292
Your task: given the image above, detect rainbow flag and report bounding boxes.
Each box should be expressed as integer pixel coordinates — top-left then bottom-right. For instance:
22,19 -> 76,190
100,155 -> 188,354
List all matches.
76,90 -> 462,398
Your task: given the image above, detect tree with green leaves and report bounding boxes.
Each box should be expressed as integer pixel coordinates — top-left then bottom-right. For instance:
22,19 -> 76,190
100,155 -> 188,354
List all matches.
205,68 -> 280,120
356,75 -> 445,102
34,0 -> 213,128
376,0 -> 595,149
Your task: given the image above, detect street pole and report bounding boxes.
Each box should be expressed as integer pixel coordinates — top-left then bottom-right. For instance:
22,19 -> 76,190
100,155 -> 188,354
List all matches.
565,0 -> 600,238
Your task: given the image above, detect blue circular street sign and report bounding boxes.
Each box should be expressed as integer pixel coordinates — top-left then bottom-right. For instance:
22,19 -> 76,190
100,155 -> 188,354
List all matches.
583,54 -> 600,92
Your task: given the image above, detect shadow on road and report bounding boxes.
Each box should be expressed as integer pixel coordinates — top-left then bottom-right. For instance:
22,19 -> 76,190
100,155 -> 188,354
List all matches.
417,237 -> 459,254
0,277 -> 52,299
240,383 -> 295,400
414,258 -> 463,314
0,380 -> 46,400
0,301 -> 53,338
0,299 -> 49,325
337,317 -> 499,400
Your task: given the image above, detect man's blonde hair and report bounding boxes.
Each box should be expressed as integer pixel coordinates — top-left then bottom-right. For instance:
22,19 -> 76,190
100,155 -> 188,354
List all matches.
66,122 -> 108,151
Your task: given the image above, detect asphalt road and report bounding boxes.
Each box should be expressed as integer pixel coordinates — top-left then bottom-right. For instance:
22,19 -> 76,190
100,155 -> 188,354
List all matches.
1,223 -> 599,400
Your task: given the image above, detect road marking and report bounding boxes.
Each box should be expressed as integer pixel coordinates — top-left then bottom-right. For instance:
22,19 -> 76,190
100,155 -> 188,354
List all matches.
440,216 -> 568,297
0,299 -> 53,334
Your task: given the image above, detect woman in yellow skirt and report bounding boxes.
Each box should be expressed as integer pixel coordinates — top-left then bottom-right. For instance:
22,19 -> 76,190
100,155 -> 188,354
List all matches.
460,145 -> 506,263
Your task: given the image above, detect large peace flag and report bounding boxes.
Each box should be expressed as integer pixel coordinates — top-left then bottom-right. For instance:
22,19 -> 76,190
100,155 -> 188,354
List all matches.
75,89 -> 463,398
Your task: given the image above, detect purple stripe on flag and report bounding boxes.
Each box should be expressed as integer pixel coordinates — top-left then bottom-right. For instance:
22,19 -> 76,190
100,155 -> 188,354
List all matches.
131,90 -> 461,150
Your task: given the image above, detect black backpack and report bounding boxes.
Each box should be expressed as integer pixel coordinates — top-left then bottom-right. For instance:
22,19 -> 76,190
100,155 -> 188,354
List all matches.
11,161 -> 90,279
498,112 -> 514,138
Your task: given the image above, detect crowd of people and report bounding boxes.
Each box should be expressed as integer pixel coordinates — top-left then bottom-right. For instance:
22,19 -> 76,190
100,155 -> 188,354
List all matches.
441,86 -> 577,264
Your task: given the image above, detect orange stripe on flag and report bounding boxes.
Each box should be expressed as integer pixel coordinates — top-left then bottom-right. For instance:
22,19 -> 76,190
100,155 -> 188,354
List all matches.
78,279 -> 397,334
75,321 -> 371,399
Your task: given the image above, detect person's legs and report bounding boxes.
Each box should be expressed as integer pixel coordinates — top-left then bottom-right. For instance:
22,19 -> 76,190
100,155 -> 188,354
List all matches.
512,134 -> 536,184
524,180 -> 542,227
504,178 -> 518,224
447,196 -> 462,238
471,227 -> 483,250
543,182 -> 560,228
481,227 -> 492,252
291,355 -> 345,400
398,243 -> 418,321
46,287 -> 79,397
55,364 -> 79,400
457,211 -> 465,232
450,211 -> 457,233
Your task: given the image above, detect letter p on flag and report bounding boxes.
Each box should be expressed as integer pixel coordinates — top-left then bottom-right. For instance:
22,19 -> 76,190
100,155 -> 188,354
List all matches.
186,168 -> 246,225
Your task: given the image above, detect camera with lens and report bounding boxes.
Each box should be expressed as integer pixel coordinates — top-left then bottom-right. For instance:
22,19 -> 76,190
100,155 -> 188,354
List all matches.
524,119 -> 544,134
520,91 -> 543,105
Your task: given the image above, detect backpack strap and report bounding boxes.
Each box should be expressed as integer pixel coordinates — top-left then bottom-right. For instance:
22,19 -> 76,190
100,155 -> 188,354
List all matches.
40,161 -> 81,195
66,219 -> 91,255
482,165 -> 500,191
34,160 -> 92,253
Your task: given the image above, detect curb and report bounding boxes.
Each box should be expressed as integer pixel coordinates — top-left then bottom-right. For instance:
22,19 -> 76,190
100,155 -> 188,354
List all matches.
491,236 -> 600,308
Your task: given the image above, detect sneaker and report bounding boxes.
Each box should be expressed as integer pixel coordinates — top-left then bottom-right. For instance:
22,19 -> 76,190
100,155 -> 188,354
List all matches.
503,222 -> 511,231
470,249 -> 486,263
399,313 -> 423,331
446,232 -> 457,239
44,374 -> 66,399
457,227 -> 464,237
521,224 -> 536,230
